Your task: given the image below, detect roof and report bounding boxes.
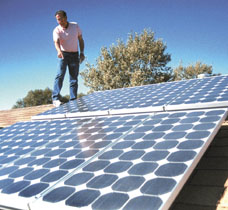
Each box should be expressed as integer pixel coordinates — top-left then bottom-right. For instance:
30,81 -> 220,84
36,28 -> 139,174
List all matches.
0,104 -> 54,128
171,119 -> 228,209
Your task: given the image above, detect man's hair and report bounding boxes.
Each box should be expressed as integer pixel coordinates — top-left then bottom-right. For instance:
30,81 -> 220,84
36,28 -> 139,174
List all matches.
55,10 -> 67,17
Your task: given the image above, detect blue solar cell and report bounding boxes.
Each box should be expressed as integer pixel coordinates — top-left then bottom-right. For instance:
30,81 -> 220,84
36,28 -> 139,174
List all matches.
28,157 -> 51,167
132,141 -> 156,149
76,149 -> 99,158
123,196 -> 162,210
112,141 -> 135,149
155,163 -> 187,177
59,149 -> 81,158
9,167 -> 33,178
186,131 -> 210,139
134,126 -> 154,132
142,151 -> 169,161
112,176 -> 145,192
31,149 -> 51,156
114,126 -> 132,132
91,192 -> 129,209
200,116 -> 221,123
74,141 -> 94,148
64,172 -> 94,186
0,156 -> 18,164
128,162 -> 158,175
153,125 -> 173,131
0,179 -> 14,189
60,159 -> 84,170
0,166 -> 18,176
104,161 -> 132,173
43,158 -> 66,168
193,123 -> 216,130
207,110 -> 226,115
162,118 -> 180,124
104,133 -> 123,140
19,183 -> 49,197
172,124 -> 193,131
124,133 -> 145,140
119,151 -> 145,160
167,151 -> 196,162
177,140 -> 204,149
24,169 -> 50,180
2,181 -> 30,194
143,132 -> 165,140
186,111 -> 205,117
43,186 -> 75,203
87,174 -> 118,189
169,112 -> 186,118
41,170 -> 68,183
45,149 -> 65,157
66,189 -> 100,207
98,150 -> 123,160
83,160 -> 110,172
153,141 -> 178,149
164,131 -> 187,139
141,178 -> 176,195
143,119 -> 161,125
180,117 -> 200,123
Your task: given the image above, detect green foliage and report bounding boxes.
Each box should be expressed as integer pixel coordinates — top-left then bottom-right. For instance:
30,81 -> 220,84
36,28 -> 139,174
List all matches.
81,29 -> 172,92
12,88 -> 84,109
13,88 -> 53,108
173,61 -> 216,80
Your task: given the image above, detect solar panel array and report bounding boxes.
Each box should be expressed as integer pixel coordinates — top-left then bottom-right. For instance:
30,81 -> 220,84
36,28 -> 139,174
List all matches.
0,75 -> 228,210
36,75 -> 228,118
166,75 -> 228,110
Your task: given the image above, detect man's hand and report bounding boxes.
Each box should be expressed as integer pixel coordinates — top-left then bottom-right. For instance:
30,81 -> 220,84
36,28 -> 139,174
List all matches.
80,52 -> 85,64
57,50 -> 64,58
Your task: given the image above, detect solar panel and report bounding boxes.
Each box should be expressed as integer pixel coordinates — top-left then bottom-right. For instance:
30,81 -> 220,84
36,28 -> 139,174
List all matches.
1,108 -> 226,209
28,108 -> 227,210
34,75 -> 228,120
1,75 -> 228,210
0,114 -> 150,209
34,78 -> 197,118
166,75 -> 228,111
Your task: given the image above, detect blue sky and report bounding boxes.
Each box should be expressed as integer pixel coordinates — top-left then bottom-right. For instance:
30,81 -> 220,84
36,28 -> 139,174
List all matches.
0,0 -> 228,110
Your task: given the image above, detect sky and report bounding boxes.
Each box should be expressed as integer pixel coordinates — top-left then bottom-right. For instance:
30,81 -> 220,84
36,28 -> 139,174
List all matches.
0,0 -> 228,110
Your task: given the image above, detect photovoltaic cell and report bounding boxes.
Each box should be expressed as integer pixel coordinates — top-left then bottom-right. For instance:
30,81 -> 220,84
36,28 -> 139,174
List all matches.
26,108 -> 227,210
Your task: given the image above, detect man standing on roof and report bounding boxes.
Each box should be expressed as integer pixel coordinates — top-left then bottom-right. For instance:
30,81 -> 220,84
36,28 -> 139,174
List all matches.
52,10 -> 85,107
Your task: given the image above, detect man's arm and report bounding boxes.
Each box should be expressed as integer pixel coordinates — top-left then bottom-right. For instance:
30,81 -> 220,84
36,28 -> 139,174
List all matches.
54,39 -> 64,58
78,35 -> 85,63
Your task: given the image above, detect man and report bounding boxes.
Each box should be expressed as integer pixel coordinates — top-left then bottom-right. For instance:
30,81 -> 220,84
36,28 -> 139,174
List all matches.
52,10 -> 85,107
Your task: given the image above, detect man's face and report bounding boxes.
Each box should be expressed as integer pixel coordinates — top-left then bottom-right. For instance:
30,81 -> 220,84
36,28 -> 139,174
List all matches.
56,14 -> 68,28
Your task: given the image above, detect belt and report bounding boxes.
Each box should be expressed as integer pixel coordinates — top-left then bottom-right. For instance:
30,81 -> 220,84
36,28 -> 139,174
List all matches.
62,51 -> 78,55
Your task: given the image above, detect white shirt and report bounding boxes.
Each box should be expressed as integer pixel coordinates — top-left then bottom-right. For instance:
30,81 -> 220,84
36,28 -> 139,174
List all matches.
53,22 -> 82,52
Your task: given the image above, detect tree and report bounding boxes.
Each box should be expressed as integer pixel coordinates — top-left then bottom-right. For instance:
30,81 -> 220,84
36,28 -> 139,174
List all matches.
13,88 -> 53,108
173,61 -> 217,81
81,29 -> 172,92
12,88 -> 85,109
